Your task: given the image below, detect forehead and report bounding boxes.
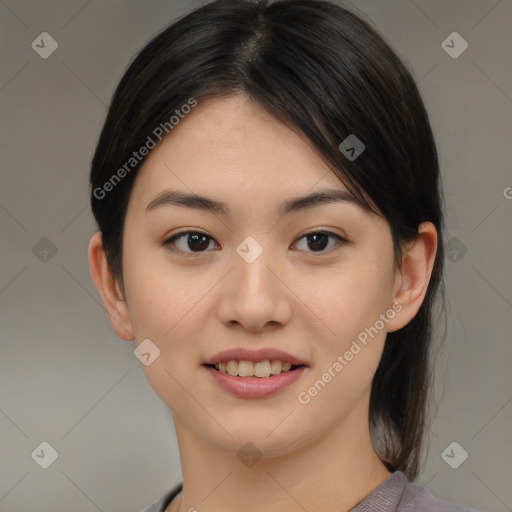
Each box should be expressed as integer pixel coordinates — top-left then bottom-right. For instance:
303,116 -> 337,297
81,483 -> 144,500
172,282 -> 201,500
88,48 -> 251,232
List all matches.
127,94 -> 356,215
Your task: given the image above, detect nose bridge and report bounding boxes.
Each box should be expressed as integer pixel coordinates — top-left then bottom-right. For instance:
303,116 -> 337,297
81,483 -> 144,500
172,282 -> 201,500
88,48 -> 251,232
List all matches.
217,233 -> 291,331
233,234 -> 279,298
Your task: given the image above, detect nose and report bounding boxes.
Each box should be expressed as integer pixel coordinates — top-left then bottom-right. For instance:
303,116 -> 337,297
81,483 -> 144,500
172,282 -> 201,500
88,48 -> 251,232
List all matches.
216,242 -> 293,333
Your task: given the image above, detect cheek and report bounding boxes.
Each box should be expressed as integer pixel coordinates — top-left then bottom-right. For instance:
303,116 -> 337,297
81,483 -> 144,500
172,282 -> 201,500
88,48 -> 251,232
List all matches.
300,255 -> 395,345
294,272 -> 390,427
122,254 -> 212,415
122,238 -> 208,338
293,252 -> 394,406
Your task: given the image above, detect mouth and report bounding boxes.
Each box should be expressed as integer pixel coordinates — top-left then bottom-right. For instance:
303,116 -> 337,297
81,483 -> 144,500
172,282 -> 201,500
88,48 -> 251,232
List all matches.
202,361 -> 308,399
203,360 -> 307,378
202,348 -> 309,397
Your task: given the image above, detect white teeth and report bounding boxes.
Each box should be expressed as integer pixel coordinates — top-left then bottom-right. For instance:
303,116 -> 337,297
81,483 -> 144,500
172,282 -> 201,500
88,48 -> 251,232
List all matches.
226,360 -> 238,376
213,359 -> 297,377
270,360 -> 282,374
254,360 -> 271,377
238,360 -> 254,377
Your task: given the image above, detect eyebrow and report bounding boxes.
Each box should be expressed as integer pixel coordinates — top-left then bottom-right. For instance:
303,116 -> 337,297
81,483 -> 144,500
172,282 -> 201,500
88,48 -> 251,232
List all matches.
145,188 -> 363,216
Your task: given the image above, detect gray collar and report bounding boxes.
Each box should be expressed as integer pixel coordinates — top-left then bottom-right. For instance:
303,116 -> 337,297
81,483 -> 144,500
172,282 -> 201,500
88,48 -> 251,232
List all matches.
349,471 -> 407,511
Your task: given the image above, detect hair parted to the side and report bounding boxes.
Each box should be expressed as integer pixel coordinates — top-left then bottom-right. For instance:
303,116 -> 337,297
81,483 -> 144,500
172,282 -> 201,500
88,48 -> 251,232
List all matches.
89,0 -> 445,480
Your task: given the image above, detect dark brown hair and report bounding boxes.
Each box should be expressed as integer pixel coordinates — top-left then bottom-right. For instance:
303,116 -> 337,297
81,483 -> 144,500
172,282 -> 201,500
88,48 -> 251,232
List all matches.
90,0 -> 445,480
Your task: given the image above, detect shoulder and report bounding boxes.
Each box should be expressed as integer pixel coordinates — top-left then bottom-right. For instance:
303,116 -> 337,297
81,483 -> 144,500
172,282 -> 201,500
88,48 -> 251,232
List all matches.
399,478 -> 480,512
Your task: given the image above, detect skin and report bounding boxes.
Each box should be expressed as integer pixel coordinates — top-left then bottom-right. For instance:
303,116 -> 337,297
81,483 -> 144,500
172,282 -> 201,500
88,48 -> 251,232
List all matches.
88,94 -> 437,512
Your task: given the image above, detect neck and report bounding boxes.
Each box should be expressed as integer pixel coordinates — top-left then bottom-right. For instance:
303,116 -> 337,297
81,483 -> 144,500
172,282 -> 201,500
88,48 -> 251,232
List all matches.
167,398 -> 392,512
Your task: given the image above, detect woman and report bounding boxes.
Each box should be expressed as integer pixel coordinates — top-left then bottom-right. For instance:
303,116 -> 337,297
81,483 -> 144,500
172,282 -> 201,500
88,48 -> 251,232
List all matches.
88,1 -> 477,510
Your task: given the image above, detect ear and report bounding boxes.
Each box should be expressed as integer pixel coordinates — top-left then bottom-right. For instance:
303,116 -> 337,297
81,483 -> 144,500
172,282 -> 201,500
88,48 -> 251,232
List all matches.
387,222 -> 438,333
88,231 -> 134,341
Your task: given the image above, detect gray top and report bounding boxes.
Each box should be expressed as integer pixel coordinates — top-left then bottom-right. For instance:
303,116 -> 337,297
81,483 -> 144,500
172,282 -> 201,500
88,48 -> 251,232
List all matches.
140,471 -> 479,512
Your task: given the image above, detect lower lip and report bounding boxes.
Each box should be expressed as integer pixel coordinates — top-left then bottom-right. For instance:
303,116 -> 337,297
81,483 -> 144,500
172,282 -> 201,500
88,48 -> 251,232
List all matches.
203,365 -> 307,399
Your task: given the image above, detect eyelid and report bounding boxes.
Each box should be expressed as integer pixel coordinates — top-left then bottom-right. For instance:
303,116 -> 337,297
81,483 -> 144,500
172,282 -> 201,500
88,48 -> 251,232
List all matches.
298,227 -> 349,242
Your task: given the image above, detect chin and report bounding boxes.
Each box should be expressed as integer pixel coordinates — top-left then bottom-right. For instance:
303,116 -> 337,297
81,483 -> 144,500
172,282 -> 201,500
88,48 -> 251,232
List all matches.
204,415 -> 315,457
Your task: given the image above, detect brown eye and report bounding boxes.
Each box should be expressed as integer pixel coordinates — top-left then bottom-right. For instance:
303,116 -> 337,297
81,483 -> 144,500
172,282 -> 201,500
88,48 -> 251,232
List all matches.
164,231 -> 218,254
293,231 -> 347,253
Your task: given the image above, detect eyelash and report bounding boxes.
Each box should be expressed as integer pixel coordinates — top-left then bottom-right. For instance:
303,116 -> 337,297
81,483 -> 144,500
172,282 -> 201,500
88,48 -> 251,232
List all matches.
162,229 -> 348,257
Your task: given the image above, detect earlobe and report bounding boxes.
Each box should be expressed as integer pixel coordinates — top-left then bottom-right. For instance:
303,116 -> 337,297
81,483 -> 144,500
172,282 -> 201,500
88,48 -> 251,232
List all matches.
387,222 -> 438,333
88,231 -> 134,341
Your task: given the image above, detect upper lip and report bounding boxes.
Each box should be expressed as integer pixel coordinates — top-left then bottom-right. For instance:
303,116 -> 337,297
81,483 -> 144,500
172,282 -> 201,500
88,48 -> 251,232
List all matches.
203,348 -> 308,366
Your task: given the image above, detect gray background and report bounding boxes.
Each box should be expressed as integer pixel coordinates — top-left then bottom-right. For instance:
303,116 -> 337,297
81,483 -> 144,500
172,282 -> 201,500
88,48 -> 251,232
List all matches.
1,1 -> 511,511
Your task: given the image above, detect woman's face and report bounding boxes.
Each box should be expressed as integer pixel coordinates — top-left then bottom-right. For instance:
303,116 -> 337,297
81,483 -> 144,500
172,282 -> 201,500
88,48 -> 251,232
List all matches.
120,94 -> 403,456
